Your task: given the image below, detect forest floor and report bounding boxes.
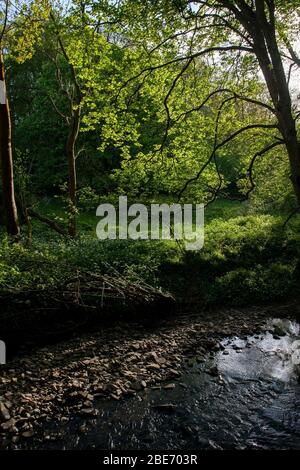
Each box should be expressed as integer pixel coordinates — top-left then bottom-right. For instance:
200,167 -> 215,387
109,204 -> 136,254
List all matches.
1,298 -> 300,449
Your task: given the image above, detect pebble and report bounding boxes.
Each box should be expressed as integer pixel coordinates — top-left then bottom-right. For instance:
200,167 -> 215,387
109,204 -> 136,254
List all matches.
0,309 -> 272,448
164,383 -> 176,390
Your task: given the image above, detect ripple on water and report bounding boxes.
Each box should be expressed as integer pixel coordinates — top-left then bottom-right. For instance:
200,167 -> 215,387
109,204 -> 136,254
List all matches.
217,320 -> 300,383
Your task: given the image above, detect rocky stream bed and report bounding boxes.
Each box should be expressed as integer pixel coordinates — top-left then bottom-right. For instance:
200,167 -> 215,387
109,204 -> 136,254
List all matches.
1,301 -> 300,450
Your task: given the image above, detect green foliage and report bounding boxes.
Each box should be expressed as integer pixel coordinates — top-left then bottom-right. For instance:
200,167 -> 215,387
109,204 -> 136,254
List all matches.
184,214 -> 300,305
1,0 -> 299,311
6,0 -> 297,210
248,147 -> 296,213
7,0 -> 50,63
1,205 -> 299,306
77,186 -> 100,212
212,263 -> 296,304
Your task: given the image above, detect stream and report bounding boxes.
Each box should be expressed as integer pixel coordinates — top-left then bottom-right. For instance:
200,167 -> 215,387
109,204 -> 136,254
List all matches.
37,318 -> 300,450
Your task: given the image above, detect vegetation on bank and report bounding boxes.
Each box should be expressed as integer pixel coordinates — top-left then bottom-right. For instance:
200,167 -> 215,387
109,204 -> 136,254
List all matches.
0,1 -> 300,316
1,199 -> 299,307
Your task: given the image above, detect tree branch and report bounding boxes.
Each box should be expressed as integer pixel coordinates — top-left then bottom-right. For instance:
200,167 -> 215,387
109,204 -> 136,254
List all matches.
177,87 -> 276,123
0,0 -> 9,44
117,44 -> 254,98
245,140 -> 285,199
160,56 -> 194,152
27,209 -> 66,236
177,122 -> 278,199
47,94 -> 70,123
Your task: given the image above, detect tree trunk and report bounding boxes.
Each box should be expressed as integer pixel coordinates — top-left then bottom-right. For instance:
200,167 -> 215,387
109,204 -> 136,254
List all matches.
0,51 -> 20,239
253,1 -> 300,206
66,107 -> 80,237
49,12 -> 82,238
285,139 -> 300,206
225,0 -> 300,207
28,209 -> 66,236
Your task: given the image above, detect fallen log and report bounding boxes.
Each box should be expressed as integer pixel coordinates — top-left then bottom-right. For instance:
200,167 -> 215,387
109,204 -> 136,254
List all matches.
27,209 -> 66,236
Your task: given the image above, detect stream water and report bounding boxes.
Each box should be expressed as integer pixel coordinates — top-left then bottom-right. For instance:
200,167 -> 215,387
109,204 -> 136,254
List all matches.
43,318 -> 300,450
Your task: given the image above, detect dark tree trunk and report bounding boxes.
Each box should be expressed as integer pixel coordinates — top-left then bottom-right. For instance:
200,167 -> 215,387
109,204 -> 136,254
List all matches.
66,107 -> 80,237
28,209 -> 66,236
50,12 -> 82,238
224,0 -> 300,206
0,51 -> 20,239
285,140 -> 300,206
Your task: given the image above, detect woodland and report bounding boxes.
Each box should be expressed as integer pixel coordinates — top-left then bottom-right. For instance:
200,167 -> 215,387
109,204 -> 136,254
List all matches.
0,0 -> 300,452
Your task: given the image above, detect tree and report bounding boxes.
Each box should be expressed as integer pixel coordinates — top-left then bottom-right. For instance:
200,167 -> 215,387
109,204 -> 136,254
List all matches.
219,0 -> 300,206
47,10 -> 83,237
43,3 -> 128,236
0,1 -> 19,238
118,0 -> 300,207
0,0 -> 49,238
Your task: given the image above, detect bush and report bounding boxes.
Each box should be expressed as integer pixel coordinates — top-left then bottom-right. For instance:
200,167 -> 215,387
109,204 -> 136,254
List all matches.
1,210 -> 299,306
181,214 -> 300,305
208,263 -> 297,304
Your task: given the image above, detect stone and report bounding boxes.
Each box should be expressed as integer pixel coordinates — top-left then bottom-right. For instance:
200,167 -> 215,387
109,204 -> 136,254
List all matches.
153,403 -> 177,413
130,381 -> 143,391
164,383 -> 176,390
1,418 -> 16,431
168,369 -> 181,378
22,431 -> 34,438
0,403 -> 10,421
207,366 -> 219,377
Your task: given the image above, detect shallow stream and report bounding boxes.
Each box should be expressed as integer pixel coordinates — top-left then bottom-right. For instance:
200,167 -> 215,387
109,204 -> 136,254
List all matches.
41,318 -> 300,450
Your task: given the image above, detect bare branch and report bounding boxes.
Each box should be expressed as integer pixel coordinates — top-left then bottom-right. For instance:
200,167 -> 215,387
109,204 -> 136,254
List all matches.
27,209 -> 66,236
281,36 -> 300,68
117,45 -> 254,99
177,122 -> 278,199
245,140 -> 285,199
49,11 -> 82,105
177,88 -> 276,123
160,56 -> 194,152
47,94 -> 70,123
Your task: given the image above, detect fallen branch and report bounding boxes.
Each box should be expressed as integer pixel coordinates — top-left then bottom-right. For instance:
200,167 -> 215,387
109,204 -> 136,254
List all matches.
27,209 -> 66,236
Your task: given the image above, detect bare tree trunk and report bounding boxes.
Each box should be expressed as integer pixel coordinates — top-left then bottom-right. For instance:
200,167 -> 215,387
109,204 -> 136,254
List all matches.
66,107 -> 80,237
0,50 -> 20,239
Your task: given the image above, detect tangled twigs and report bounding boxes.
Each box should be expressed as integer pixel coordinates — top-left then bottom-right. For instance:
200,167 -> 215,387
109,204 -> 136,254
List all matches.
0,266 -> 175,340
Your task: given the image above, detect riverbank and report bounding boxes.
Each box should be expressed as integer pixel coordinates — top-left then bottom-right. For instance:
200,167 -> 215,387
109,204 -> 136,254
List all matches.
1,299 -> 299,449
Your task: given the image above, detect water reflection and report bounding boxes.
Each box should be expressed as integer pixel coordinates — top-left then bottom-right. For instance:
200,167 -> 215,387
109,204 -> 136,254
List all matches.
37,319 -> 300,450
218,320 -> 300,383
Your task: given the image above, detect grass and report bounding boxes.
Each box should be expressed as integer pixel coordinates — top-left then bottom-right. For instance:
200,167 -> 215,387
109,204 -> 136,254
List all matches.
0,198 -> 299,307
205,199 -> 247,222
35,196 -> 248,238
